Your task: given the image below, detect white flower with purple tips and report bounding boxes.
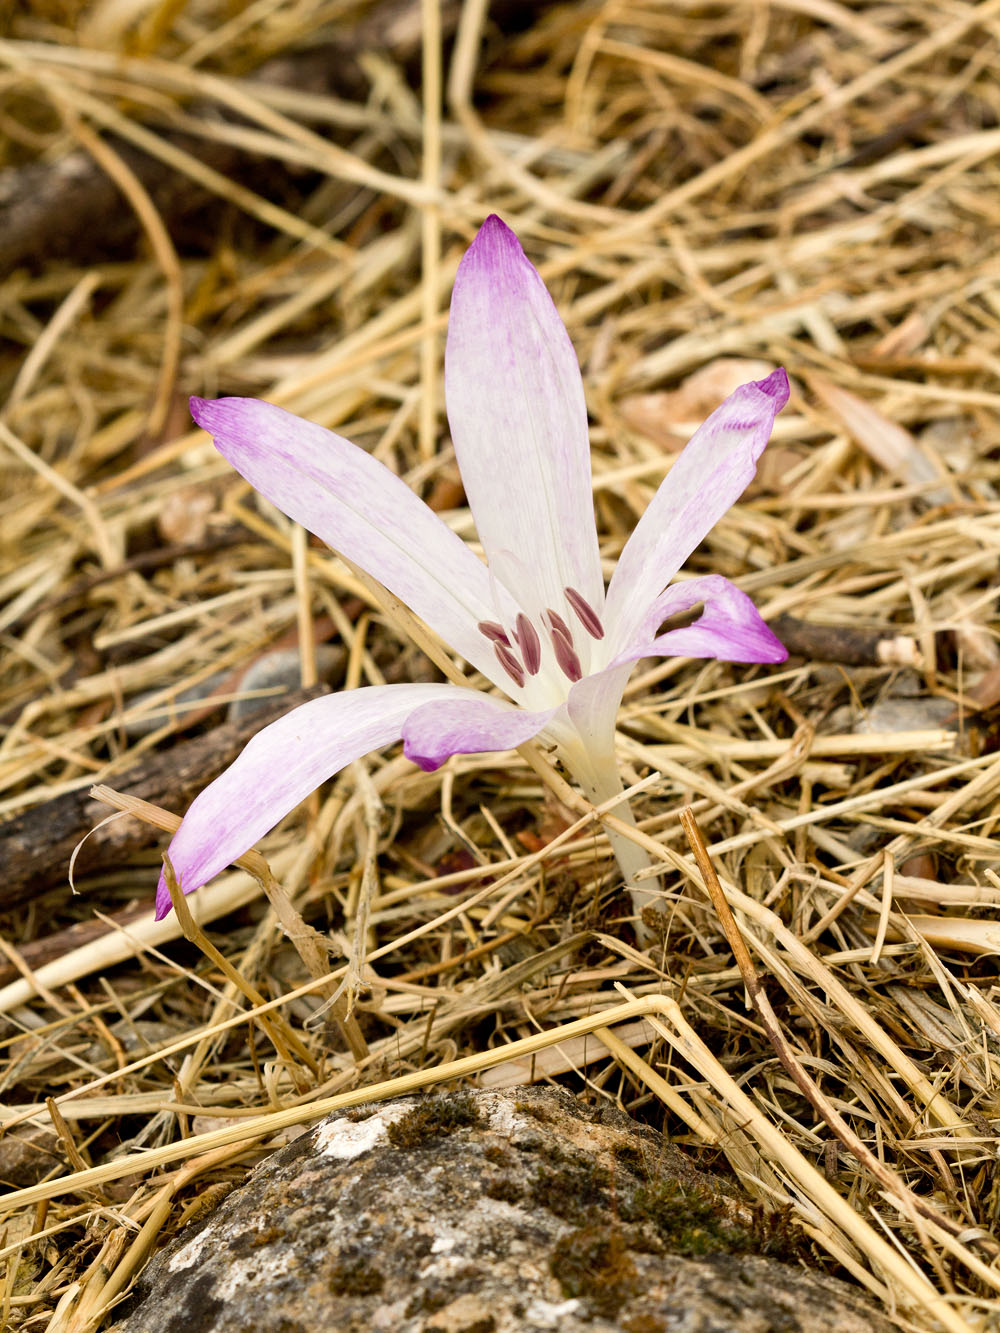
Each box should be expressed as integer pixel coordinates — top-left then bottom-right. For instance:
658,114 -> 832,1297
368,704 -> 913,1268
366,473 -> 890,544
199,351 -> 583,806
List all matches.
155,215 -> 789,921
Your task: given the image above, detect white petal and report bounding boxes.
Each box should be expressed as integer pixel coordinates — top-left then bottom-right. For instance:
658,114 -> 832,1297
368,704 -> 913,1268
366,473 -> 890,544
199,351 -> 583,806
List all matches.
191,396 -> 512,682
562,662 -> 634,764
445,216 -> 604,618
155,683 -> 471,916
604,369 -> 789,645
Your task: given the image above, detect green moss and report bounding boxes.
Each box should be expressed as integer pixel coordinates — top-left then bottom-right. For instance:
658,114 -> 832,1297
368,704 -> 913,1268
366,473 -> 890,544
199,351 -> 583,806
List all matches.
327,1254 -> 384,1296
386,1092 -> 482,1149
623,1178 -> 756,1257
513,1099 -> 555,1123
550,1225 -> 641,1318
749,1202 -> 805,1262
484,1176 -> 522,1204
531,1159 -> 611,1223
610,1142 -> 646,1175
622,1317 -> 666,1333
626,1178 -> 749,1255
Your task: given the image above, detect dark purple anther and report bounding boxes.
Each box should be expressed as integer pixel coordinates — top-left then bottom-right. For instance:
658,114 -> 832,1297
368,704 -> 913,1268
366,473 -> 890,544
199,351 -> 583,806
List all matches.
514,614 -> 542,675
564,586 -> 605,640
478,619 -> 511,646
494,640 -> 525,688
545,610 -> 575,663
551,633 -> 583,683
545,609 -> 573,643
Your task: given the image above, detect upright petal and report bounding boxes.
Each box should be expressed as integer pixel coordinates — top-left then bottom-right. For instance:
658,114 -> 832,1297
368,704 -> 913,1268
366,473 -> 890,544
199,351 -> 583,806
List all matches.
402,693 -> 557,772
611,575 -> 787,666
445,215 -> 604,616
604,369 -> 789,645
191,397 -> 513,683
562,661 -> 634,764
155,682 -> 473,917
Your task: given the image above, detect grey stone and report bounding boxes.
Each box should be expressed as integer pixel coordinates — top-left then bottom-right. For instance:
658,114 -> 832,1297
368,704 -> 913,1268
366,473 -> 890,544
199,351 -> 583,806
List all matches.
122,646 -> 345,737
109,1086 -> 892,1333
226,646 -> 345,722
0,1120 -> 61,1189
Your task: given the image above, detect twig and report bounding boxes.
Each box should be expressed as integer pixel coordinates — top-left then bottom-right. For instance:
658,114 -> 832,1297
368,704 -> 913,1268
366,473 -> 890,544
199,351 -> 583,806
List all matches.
162,856 -> 318,1083
0,686 -> 326,904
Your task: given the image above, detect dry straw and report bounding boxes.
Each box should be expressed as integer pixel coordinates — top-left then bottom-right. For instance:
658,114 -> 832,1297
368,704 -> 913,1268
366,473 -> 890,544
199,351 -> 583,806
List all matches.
2,1 -> 1000,1329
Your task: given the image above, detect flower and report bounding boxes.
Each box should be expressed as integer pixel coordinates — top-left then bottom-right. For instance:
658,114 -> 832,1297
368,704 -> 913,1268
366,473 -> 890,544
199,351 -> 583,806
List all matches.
154,215 -> 789,920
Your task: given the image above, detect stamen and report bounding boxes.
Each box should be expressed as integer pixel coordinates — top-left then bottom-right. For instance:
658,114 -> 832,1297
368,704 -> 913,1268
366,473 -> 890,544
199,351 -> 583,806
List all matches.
514,614 -> 542,675
545,609 -> 573,643
550,621 -> 574,656
551,634 -> 583,683
478,619 -> 511,646
493,640 -> 525,688
564,586 -> 605,640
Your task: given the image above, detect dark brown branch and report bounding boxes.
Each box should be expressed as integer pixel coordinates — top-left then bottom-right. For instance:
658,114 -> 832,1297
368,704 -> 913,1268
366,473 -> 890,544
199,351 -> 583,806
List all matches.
1,0 -> 566,275
0,0 -> 440,274
0,685 -> 325,909
0,903 -> 149,987
769,614 -> 920,667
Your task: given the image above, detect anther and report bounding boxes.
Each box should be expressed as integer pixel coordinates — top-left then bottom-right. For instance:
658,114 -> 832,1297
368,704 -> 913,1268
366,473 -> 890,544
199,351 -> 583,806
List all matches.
545,610 -> 576,667
514,614 -> 542,675
545,609 -> 573,643
493,640 -> 525,689
478,619 -> 511,646
564,586 -> 605,640
551,634 -> 583,683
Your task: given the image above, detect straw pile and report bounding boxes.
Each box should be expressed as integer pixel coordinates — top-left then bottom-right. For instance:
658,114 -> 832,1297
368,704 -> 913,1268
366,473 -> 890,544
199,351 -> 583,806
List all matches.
2,1 -> 1000,1328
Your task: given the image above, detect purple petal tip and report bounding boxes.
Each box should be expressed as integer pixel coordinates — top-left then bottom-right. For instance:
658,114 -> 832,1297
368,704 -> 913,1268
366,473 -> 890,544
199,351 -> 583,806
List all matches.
154,878 -> 172,920
189,395 -> 212,428
755,368 -> 790,407
476,213 -> 514,242
402,738 -> 445,773
762,632 -> 790,663
465,214 -> 523,271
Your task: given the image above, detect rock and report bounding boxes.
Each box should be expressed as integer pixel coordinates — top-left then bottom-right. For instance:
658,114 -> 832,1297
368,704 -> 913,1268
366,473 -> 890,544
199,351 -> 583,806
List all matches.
109,1087 -> 892,1333
0,1119 -> 62,1188
123,645 -> 345,737
852,696 -> 957,735
225,646 -> 345,722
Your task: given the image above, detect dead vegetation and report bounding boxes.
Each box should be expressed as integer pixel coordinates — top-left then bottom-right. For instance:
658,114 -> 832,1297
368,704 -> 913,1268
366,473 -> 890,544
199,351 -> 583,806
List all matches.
2,1 -> 1000,1329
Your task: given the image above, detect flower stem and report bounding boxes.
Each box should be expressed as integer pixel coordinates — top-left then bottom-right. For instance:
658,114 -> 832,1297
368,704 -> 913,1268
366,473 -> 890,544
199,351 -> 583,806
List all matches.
570,756 -> 661,928
518,736 -> 661,937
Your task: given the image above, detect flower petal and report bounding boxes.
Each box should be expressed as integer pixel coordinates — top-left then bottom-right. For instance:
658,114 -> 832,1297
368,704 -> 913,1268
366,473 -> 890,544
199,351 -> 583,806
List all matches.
190,396 -> 512,683
402,693 -> 557,772
604,369 -> 789,645
612,575 -> 787,666
155,683 -> 472,917
562,661 -> 634,762
445,215 -> 604,616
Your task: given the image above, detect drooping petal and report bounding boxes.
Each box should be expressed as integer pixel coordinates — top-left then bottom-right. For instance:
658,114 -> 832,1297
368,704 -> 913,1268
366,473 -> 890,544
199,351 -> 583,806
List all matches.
604,369 -> 789,645
190,397 -> 513,684
611,575 -> 787,666
445,215 -> 604,616
402,692 -> 557,772
154,683 -> 473,917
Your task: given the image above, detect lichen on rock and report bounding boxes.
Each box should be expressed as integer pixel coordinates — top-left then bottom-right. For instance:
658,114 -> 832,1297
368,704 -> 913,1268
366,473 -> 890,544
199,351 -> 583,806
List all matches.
109,1086 -> 894,1333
